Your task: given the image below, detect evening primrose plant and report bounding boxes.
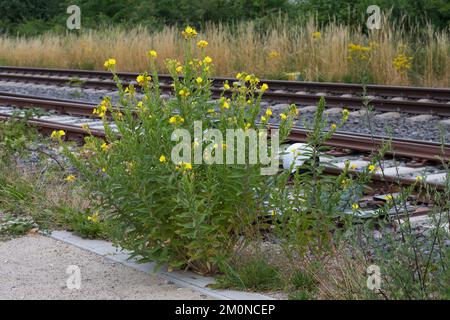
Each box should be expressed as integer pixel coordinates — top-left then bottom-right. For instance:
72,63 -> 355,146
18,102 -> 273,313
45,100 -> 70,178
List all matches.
64,26 -> 296,274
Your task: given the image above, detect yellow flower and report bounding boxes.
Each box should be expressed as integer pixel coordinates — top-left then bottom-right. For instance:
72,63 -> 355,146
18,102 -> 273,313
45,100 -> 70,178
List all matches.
207,108 -> 215,113
331,123 -> 337,130
176,65 -> 183,73
350,164 -> 358,170
159,155 -> 167,163
244,75 -> 252,82
196,77 -> 203,84
393,53 -> 412,73
385,195 -> 393,201
223,83 -> 230,90
415,175 -> 423,182
101,167 -> 106,173
222,101 -> 230,109
203,56 -> 212,64
312,31 -> 321,39
101,142 -> 109,152
136,75 -> 151,85
342,109 -> 350,118
236,73 -> 242,79
197,40 -> 208,48
103,58 -> 116,69
261,115 -> 267,122
179,89 -> 190,97
280,113 -> 287,121
51,130 -> 65,140
87,211 -> 99,223
65,175 -> 76,182
265,108 -> 272,117
148,50 -> 157,58
352,203 -> 359,210
368,164 -> 376,172
268,50 -> 280,59
261,83 -> 269,92
176,162 -> 193,171
169,115 -> 185,125
182,26 -> 197,39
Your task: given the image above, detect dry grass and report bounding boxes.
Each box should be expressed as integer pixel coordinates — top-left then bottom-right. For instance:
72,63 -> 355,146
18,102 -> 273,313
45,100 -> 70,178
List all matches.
0,19 -> 448,87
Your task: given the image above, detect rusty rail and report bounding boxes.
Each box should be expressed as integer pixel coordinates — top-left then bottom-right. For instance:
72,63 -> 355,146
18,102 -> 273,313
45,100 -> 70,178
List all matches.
1,66 -> 449,116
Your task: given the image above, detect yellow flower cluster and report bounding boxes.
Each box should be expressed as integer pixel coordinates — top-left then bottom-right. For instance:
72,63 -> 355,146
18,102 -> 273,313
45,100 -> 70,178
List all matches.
342,108 -> 349,121
51,130 -> 65,140
393,53 -> 412,73
176,162 -> 193,171
182,26 -> 197,39
65,175 -> 76,182
347,43 -> 372,61
93,98 -> 110,117
136,74 -> 151,86
197,40 -> 208,48
268,50 -> 280,59
103,58 -> 116,69
87,211 -> 100,223
179,89 -> 190,98
101,142 -> 110,152
169,115 -> 185,125
148,50 -> 157,58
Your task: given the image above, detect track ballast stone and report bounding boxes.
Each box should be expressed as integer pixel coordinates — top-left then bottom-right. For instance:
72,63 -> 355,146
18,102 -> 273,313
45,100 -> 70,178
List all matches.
0,81 -> 449,143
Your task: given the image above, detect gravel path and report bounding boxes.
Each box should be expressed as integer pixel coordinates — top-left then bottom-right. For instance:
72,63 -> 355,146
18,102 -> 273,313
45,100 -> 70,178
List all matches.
0,81 -> 448,143
0,235 -> 211,300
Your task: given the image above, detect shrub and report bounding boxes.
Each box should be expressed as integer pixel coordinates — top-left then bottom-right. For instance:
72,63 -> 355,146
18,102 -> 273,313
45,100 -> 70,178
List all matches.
64,28 -> 295,274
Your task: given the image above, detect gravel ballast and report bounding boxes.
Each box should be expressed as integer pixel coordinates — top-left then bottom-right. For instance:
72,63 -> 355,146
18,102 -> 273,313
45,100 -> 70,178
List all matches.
0,81 -> 448,143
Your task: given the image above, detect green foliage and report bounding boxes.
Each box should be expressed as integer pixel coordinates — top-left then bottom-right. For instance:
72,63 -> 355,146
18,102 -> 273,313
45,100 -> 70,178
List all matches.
294,0 -> 450,30
66,208 -> 105,239
0,0 -> 448,35
64,37 -> 296,274
0,214 -> 37,238
269,99 -> 370,255
0,111 -> 36,161
287,269 -> 318,300
213,258 -> 283,291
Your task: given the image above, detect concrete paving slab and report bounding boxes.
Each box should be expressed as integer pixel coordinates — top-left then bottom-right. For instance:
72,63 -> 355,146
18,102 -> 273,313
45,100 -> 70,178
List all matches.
334,160 -> 370,170
425,173 -> 448,184
381,166 -> 424,177
50,231 -> 274,300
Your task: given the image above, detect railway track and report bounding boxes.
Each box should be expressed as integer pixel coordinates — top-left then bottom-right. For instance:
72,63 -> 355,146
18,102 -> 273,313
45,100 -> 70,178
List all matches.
1,66 -> 450,116
0,92 -> 448,191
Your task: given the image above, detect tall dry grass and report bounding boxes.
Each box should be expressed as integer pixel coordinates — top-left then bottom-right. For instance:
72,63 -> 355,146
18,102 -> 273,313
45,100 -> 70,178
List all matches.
0,19 -> 448,87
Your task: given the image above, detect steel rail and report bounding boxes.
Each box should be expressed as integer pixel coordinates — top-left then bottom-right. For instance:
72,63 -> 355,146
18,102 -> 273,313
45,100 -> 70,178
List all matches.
1,71 -> 450,116
1,65 -> 449,100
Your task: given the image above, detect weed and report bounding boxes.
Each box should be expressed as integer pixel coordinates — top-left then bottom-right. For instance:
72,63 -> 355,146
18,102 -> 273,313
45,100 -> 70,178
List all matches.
213,258 -> 283,292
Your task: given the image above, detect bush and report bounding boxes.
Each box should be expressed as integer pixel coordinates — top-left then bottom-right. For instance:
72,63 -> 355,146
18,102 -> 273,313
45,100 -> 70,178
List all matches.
64,28 -> 295,274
